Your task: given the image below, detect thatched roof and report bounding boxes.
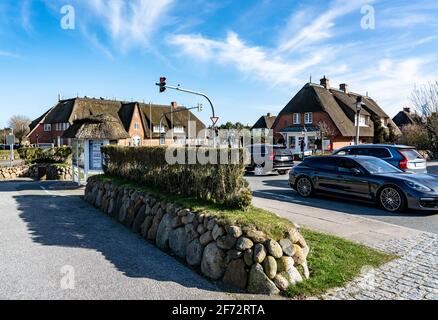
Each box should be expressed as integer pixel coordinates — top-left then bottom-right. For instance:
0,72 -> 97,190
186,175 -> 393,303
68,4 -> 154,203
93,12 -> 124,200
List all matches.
252,114 -> 277,129
62,114 -> 130,140
30,97 -> 206,139
273,82 -> 400,137
393,110 -> 423,128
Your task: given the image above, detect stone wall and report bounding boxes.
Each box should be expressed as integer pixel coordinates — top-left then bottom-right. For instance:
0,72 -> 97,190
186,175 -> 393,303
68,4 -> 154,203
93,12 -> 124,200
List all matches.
0,164 -> 72,181
28,164 -> 73,181
85,177 -> 310,295
0,165 -> 29,179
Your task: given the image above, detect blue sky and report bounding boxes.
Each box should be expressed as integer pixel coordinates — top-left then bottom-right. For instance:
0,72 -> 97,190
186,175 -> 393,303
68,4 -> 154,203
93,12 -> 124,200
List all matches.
0,0 -> 438,128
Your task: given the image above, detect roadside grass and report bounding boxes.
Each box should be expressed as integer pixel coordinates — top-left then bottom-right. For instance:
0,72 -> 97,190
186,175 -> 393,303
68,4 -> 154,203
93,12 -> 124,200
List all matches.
284,229 -> 396,299
96,174 -> 396,298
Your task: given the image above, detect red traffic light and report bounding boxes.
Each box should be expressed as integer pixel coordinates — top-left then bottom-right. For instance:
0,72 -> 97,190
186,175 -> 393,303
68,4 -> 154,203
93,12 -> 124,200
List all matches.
156,77 -> 167,93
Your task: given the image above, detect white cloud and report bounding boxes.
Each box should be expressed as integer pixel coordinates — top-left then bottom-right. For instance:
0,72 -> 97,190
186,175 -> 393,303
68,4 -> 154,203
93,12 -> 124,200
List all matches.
278,0 -> 371,53
169,32 -> 327,86
43,0 -> 174,52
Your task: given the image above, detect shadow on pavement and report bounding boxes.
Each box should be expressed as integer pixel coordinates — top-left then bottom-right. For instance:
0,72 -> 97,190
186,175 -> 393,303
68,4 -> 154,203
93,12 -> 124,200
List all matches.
12,184 -> 228,294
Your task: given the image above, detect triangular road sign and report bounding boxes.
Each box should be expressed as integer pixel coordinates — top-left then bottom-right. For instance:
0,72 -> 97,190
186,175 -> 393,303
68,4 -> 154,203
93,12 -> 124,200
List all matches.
210,116 -> 219,125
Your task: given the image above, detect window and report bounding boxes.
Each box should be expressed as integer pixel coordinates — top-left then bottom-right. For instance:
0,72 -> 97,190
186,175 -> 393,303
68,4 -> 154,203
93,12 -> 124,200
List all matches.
134,123 -> 140,130
380,118 -> 388,128
63,123 -> 70,130
304,112 -> 313,124
355,114 -> 368,127
293,113 -> 301,124
304,157 -> 337,171
153,125 -> 165,133
368,148 -> 391,158
337,158 -> 361,173
44,124 -> 52,132
173,126 -> 185,133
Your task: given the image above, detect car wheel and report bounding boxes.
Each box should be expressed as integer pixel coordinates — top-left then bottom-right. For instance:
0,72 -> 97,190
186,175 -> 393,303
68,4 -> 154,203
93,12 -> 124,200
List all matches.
254,165 -> 265,176
295,176 -> 313,197
379,186 -> 406,213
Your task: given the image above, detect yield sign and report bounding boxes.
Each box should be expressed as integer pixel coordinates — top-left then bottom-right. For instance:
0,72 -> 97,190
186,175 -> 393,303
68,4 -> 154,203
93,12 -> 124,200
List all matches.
210,116 -> 219,126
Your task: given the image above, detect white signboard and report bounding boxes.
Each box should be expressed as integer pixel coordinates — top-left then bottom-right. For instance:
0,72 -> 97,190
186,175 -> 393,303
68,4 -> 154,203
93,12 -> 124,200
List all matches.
89,140 -> 104,171
6,134 -> 15,145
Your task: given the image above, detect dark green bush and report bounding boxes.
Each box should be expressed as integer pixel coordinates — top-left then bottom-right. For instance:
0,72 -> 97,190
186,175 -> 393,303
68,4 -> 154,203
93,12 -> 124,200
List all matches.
101,146 -> 252,209
18,147 -> 72,164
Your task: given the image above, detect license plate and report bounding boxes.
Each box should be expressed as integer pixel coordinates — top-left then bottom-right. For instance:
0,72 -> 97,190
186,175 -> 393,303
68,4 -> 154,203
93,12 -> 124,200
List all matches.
279,156 -> 290,161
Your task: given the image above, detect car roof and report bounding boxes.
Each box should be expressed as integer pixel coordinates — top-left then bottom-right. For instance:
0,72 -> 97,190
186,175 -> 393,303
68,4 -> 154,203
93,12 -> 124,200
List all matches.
338,144 -> 415,149
305,155 -> 379,160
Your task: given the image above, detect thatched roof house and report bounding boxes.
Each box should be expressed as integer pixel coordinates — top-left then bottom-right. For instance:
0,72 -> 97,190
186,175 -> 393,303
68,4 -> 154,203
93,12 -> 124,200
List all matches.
62,115 -> 131,140
27,97 -> 206,146
272,76 -> 401,152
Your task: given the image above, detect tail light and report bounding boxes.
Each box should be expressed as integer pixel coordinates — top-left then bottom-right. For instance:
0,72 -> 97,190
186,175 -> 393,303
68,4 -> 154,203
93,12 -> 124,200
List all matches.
398,151 -> 408,169
269,152 -> 275,161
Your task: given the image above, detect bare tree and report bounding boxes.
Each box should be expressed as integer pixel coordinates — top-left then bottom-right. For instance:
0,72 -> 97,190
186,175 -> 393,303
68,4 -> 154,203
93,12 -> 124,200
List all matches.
410,81 -> 438,116
8,115 -> 31,144
410,81 -> 438,155
316,121 -> 336,150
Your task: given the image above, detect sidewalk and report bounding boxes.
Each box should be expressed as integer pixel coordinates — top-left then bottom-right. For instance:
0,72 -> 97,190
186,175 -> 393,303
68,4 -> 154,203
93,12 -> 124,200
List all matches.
252,196 -> 438,300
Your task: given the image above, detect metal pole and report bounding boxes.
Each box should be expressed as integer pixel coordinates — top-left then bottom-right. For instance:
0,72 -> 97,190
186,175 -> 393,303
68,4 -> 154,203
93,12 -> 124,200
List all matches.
355,109 -> 360,145
160,84 -> 216,147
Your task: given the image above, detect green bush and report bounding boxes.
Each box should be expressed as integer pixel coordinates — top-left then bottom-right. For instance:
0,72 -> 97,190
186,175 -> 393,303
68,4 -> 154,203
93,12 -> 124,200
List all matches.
101,146 -> 252,209
18,147 -> 72,164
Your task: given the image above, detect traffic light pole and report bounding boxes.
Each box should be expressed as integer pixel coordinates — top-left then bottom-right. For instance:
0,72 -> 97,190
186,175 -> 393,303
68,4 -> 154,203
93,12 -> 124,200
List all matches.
161,84 -> 217,147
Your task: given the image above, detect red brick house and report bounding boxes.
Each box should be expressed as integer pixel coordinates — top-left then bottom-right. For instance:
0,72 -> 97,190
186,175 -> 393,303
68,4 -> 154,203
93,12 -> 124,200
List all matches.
27,97 -> 206,146
272,77 -> 400,153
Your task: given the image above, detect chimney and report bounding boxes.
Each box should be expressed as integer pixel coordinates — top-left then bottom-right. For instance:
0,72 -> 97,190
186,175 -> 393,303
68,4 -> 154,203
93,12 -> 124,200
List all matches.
267,113 -> 272,117
403,107 -> 411,113
339,83 -> 349,93
320,76 -> 330,89
171,101 -> 178,110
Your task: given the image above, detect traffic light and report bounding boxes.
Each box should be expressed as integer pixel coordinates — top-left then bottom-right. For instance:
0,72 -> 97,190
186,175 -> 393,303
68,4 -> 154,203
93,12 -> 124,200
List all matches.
156,77 -> 166,93
197,103 -> 203,112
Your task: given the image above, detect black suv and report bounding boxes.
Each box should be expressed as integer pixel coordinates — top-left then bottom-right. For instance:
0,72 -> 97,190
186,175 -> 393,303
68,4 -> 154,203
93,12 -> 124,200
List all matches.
246,144 -> 294,175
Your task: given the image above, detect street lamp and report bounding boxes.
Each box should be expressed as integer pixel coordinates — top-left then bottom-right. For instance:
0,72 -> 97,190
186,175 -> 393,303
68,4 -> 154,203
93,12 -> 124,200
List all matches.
355,96 -> 364,145
301,127 -> 307,159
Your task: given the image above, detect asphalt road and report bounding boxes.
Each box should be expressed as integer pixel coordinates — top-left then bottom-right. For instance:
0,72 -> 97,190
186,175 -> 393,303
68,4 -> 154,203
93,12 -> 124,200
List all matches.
246,161 -> 438,235
0,179 -> 243,300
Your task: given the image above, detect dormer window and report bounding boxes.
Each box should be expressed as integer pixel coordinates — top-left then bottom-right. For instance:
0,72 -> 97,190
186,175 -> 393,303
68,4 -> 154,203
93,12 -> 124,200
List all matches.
304,112 -> 313,124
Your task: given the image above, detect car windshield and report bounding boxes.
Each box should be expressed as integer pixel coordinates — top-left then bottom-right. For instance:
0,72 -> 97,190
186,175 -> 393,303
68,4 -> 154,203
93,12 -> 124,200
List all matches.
354,158 -> 402,174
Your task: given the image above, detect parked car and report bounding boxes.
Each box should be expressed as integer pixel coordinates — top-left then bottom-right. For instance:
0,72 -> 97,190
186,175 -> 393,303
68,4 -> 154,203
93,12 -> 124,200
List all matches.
289,155 -> 438,212
246,144 -> 294,175
333,144 -> 427,174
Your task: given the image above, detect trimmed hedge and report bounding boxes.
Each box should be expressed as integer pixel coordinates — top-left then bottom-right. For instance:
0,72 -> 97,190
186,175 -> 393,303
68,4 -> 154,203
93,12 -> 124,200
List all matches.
18,147 -> 72,164
101,146 -> 252,209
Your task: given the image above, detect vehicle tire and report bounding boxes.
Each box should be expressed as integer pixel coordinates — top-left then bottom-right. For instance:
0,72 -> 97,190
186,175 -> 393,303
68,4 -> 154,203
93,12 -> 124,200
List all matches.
378,186 -> 406,213
278,170 -> 288,175
295,176 -> 314,197
254,165 -> 265,176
